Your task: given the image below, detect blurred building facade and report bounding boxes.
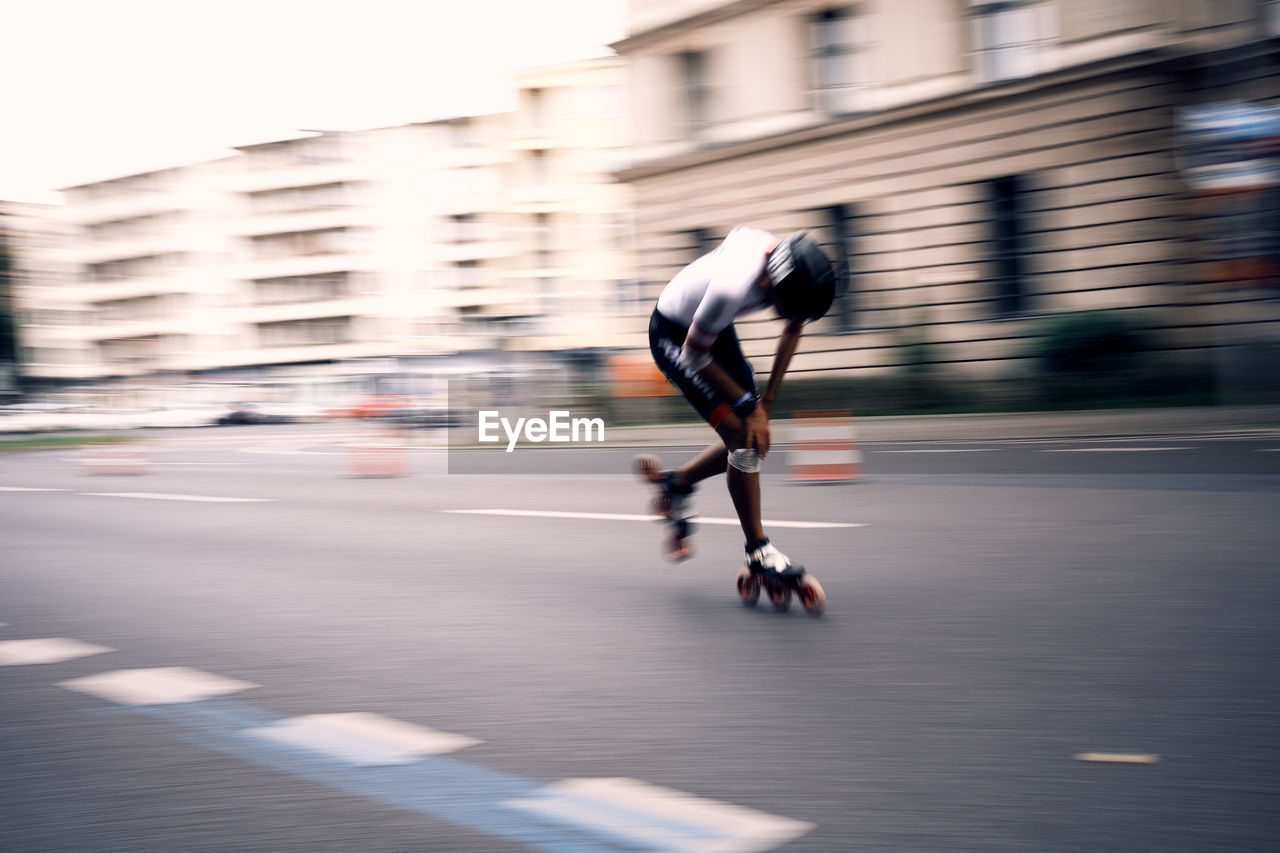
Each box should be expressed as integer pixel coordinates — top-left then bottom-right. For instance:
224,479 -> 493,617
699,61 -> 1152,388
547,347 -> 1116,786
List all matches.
614,0 -> 1280,382
60,160 -> 239,380
11,57 -> 640,398
504,57 -> 645,352
2,201 -> 95,388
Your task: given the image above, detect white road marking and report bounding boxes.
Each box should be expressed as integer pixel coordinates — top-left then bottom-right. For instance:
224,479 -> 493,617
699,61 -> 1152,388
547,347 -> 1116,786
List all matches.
0,638 -> 114,666
443,509 -> 862,529
244,713 -> 481,765
1041,447 -> 1191,453
58,667 -> 258,705
503,777 -> 815,852
82,492 -> 274,503
170,431 -> 356,445
240,446 -> 340,456
144,462 -> 251,466
1257,449 -> 1280,452
876,449 -> 998,453
0,486 -> 69,492
63,458 -> 253,466
1073,752 -> 1160,764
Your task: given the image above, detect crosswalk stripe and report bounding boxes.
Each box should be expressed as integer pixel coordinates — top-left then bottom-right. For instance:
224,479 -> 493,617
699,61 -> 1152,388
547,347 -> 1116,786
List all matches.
244,713 -> 481,765
504,777 -> 815,852
58,667 -> 258,705
0,638 -> 114,666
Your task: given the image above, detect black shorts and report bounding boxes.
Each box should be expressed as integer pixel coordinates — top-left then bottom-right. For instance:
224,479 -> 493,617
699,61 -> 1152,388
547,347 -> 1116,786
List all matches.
649,309 -> 757,428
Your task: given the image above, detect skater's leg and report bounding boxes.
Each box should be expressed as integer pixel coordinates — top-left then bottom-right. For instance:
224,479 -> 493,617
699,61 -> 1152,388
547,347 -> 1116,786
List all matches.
635,438 -> 726,511
726,463 -> 766,544
673,440 -> 727,488
712,414 -> 766,544
713,414 -> 794,574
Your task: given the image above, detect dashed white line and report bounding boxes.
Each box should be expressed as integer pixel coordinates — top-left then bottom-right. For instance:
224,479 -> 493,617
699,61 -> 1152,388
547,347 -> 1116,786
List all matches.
0,638 -> 114,666
876,449 -> 998,454
58,667 -> 258,705
241,446 -> 340,456
443,508 -> 862,529
1074,752 -> 1160,764
62,459 -> 253,466
245,713 -> 482,765
504,777 -> 815,852
82,492 -> 274,503
1041,447 -> 1192,453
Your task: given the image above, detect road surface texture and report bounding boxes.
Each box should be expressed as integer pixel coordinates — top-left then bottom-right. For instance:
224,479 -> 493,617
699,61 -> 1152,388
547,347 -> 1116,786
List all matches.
2,415 -> 1279,851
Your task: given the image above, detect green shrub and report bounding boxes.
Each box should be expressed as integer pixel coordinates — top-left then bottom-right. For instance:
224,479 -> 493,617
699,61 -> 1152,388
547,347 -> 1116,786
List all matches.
1032,310 -> 1147,376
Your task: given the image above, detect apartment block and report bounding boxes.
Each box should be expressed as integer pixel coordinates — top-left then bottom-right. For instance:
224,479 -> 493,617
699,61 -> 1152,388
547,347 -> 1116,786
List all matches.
503,56 -> 645,352
29,55 -> 643,390
614,0 -> 1280,381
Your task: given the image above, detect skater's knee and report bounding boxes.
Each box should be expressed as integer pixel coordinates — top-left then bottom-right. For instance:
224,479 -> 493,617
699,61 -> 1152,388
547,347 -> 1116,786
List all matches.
727,448 -> 760,474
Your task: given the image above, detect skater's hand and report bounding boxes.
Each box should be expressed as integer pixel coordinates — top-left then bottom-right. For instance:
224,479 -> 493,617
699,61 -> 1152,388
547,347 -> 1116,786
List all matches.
744,408 -> 771,458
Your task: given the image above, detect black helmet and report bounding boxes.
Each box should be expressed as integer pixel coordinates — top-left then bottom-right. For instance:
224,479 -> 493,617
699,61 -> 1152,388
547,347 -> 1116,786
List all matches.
765,232 -> 836,321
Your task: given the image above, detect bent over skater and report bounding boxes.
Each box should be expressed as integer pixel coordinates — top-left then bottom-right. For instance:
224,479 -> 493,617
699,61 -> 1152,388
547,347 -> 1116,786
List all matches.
635,225 -> 836,576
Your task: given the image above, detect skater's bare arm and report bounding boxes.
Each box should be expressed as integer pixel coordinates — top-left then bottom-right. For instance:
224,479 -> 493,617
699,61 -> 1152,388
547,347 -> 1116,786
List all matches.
761,319 -> 805,413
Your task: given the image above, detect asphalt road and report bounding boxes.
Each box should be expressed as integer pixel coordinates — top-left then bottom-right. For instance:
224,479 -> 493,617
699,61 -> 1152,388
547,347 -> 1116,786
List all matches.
2,422 -> 1279,851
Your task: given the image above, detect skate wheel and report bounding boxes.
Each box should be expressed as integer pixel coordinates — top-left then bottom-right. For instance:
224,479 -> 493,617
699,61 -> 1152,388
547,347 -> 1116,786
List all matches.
769,583 -> 792,612
736,566 -> 760,607
634,455 -> 663,484
796,575 -> 826,617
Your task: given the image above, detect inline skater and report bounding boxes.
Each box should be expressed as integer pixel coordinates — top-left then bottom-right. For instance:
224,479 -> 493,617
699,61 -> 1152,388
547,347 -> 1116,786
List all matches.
634,226 -> 837,579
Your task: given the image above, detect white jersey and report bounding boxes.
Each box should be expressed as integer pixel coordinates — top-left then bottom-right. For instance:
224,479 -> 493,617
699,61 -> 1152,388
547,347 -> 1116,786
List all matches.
655,226 -> 776,352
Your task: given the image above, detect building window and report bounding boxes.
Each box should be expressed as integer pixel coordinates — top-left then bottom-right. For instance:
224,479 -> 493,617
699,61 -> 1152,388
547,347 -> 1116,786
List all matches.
971,1 -> 1056,83
615,279 -> 646,314
524,88 -> 548,137
811,7 -> 876,114
684,228 -> 716,263
256,316 -> 352,347
529,149 -> 549,185
454,260 -> 483,289
253,271 -> 349,305
537,277 -> 558,314
449,119 -> 474,148
677,50 -> 711,137
534,213 -> 552,269
450,214 -> 479,244
986,175 -> 1029,317
819,204 -> 860,332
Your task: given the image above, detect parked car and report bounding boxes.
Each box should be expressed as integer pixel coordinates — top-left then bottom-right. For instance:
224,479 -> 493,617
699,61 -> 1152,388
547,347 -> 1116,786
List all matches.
215,403 -> 296,426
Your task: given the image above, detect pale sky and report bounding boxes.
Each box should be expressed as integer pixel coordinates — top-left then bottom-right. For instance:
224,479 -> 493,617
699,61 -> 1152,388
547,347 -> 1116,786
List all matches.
1,0 -> 628,203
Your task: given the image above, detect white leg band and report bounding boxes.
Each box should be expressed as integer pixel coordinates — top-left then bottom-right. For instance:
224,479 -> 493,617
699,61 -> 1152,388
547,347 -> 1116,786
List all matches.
727,448 -> 760,473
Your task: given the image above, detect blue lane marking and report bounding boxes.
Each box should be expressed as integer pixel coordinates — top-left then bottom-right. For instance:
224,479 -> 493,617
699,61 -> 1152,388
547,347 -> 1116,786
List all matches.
87,700 -> 721,853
